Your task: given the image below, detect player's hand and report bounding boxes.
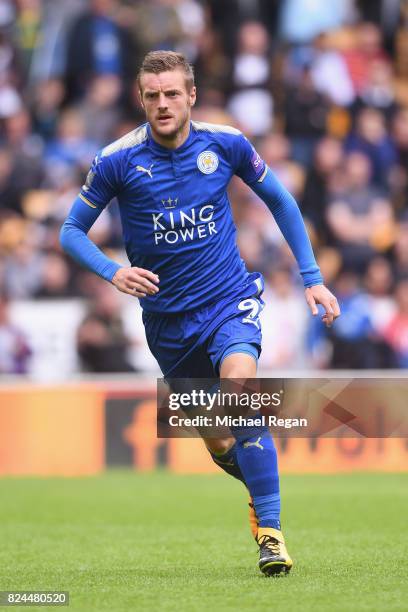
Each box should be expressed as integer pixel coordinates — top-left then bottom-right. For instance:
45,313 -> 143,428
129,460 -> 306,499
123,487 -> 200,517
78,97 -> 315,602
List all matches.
304,284 -> 340,328
111,267 -> 159,298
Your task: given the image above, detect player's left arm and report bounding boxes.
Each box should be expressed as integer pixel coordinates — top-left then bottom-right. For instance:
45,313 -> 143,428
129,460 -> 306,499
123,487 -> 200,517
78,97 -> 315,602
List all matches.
250,167 -> 340,327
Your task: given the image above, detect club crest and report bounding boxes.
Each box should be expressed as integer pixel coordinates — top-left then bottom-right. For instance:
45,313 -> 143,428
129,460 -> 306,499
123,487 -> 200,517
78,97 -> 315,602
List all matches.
197,151 -> 219,175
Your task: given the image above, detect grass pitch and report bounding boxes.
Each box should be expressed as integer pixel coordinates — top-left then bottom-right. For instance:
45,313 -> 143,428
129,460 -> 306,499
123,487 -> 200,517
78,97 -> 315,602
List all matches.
0,472 -> 406,611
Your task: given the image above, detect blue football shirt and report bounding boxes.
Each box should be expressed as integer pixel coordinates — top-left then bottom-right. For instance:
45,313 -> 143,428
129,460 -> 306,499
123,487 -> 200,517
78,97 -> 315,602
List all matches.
79,121 -> 266,313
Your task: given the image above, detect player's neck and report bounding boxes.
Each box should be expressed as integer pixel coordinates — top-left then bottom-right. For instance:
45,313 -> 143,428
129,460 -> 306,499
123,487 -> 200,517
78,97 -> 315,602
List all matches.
149,121 -> 191,150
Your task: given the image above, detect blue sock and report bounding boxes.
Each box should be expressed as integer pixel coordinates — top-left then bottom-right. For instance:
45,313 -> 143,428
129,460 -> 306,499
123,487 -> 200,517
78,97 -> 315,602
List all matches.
209,443 -> 246,484
232,428 -> 281,530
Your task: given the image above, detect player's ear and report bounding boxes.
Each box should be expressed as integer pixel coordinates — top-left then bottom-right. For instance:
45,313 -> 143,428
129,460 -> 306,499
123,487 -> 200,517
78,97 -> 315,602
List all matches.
138,89 -> 145,111
189,86 -> 196,107
136,78 -> 145,110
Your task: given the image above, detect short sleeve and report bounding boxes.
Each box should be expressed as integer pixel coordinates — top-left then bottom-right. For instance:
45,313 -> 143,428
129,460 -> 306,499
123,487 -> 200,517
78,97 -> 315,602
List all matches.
79,151 -> 121,209
233,133 -> 266,185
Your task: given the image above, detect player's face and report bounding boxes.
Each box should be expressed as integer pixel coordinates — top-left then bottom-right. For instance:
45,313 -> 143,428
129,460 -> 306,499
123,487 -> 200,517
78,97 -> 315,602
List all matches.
139,69 -> 196,147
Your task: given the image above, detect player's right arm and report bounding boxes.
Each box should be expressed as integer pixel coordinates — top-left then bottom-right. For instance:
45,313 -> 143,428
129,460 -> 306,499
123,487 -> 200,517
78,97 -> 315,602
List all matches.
60,153 -> 159,298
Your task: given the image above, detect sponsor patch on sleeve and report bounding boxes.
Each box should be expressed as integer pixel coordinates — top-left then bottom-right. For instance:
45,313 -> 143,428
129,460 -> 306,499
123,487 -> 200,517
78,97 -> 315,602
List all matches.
251,147 -> 265,176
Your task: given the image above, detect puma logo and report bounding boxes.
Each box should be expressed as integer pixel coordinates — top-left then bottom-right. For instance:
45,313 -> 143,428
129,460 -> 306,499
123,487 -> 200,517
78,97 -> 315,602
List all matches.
243,436 -> 264,451
136,163 -> 154,179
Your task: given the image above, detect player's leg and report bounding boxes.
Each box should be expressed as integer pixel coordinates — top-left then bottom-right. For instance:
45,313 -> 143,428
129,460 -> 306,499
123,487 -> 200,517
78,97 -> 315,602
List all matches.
197,338 -> 282,550
219,351 -> 293,576
208,352 -> 258,535
203,352 -> 258,480
204,294 -> 271,538
203,435 -> 246,483
220,351 -> 278,537
143,309 -> 249,484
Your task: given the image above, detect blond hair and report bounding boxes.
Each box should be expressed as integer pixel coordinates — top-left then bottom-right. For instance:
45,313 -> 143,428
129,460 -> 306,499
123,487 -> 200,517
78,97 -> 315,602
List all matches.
137,50 -> 195,91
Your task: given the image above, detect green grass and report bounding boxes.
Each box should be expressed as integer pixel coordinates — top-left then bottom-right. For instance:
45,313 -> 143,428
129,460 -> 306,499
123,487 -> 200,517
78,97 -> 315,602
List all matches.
0,472 -> 406,611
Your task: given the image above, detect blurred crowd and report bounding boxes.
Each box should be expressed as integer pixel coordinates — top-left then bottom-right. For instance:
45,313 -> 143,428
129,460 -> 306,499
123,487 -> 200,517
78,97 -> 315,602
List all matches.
1,0 -> 408,375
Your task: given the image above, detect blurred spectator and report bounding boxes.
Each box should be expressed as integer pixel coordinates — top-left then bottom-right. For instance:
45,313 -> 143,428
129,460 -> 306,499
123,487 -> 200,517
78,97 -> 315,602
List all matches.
0,209 -> 26,256
169,0 -> 206,62
65,0 -> 135,102
21,0 -> 85,85
236,203 -> 276,275
301,137 -> 343,243
364,256 -> 396,333
382,278 -> 408,367
121,0 -> 184,60
0,145 -> 23,213
283,65 -> 330,166
206,0 -> 242,58
326,151 -> 395,272
393,221 -> 408,278
310,268 -> 392,368
77,74 -> 122,145
356,0 -> 400,38
352,59 -> 397,119
0,29 -> 21,92
44,108 -> 97,181
259,133 -> 305,199
309,33 -> 355,106
0,0 -> 15,29
193,28 -> 231,95
0,292 -> 31,373
385,108 -> 408,210
34,252 -> 75,298
346,107 -> 398,187
76,285 -> 137,373
342,22 -> 389,96
0,81 -> 23,120
259,267 -> 308,369
381,0 -> 403,53
395,0 -> 408,77
3,107 -> 41,154
2,109 -> 45,196
315,246 -> 343,287
12,0 -> 42,83
227,21 -> 274,136
45,166 -> 81,222
2,239 -> 43,299
393,107 -> 408,168
31,78 -> 65,142
280,0 -> 355,44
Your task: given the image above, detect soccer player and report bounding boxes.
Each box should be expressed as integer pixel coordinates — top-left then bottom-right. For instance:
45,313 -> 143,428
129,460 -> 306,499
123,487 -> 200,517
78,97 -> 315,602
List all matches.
60,51 -> 340,576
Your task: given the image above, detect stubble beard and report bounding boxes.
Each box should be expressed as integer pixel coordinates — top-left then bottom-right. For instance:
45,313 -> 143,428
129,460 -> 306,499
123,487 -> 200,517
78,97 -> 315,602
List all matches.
151,109 -> 190,145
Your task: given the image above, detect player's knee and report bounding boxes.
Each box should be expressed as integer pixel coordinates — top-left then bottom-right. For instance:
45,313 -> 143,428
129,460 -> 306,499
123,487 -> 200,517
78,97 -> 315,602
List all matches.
220,353 -> 257,378
204,436 -> 235,455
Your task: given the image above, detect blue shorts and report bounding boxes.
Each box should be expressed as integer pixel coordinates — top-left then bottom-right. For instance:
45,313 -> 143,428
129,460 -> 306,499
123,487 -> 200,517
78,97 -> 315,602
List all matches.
142,272 -> 264,378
